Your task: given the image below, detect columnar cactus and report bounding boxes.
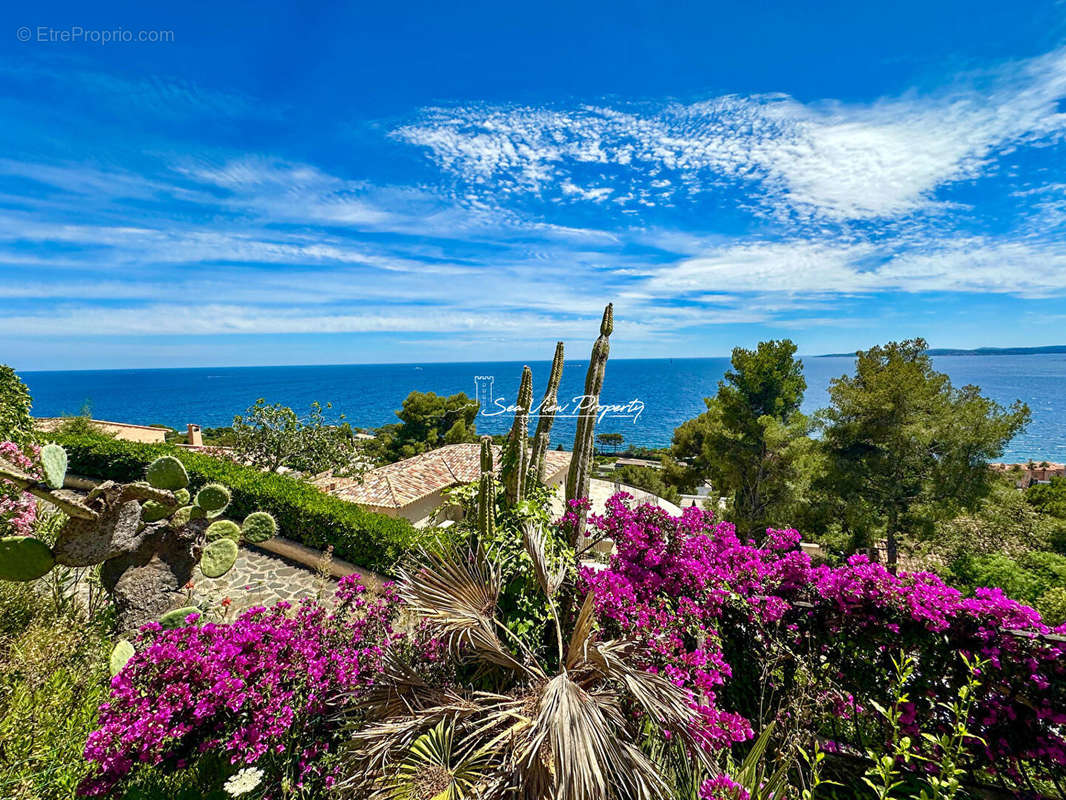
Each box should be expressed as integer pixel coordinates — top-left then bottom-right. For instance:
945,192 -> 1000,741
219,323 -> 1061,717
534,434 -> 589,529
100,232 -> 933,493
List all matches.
565,304 -> 613,543
527,341 -> 565,484
501,366 -> 533,506
0,448 -> 276,631
476,436 -> 496,547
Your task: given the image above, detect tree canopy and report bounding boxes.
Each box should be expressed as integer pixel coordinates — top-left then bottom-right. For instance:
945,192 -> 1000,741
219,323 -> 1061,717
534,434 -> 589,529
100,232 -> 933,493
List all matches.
665,340 -> 815,537
373,391 -> 479,462
0,366 -> 34,445
232,398 -> 355,474
816,338 -> 1030,568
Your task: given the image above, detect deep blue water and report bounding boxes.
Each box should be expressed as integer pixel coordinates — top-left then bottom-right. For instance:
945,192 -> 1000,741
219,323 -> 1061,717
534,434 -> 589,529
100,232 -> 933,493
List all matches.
19,354 -> 1066,463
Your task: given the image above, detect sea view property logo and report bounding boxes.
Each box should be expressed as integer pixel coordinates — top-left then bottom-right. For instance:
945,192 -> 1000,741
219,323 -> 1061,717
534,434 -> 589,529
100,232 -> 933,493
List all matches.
473,376 -> 644,423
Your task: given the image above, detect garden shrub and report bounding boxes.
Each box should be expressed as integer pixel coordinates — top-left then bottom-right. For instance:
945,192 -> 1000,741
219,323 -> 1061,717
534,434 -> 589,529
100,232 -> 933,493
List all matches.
52,433 -> 420,574
581,494 -> 1066,789
81,577 -> 399,797
950,549 -> 1066,606
0,583 -> 112,800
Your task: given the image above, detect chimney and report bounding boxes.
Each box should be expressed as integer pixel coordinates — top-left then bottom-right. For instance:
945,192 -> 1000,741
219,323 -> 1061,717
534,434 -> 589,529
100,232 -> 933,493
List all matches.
187,424 -> 203,447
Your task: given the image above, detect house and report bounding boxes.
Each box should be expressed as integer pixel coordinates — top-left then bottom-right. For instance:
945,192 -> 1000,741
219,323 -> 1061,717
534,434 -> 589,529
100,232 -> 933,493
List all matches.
991,461 -> 1066,488
34,417 -> 168,444
316,443 -> 571,527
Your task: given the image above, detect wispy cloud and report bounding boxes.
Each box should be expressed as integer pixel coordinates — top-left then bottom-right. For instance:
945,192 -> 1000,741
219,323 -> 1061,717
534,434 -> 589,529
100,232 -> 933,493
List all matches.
394,48 -> 1066,221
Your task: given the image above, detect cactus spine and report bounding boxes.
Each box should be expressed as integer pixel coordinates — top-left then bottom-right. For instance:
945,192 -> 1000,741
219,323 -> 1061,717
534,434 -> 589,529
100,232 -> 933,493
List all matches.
476,436 -> 496,547
565,303 -> 613,543
501,366 -> 533,506
527,341 -> 564,484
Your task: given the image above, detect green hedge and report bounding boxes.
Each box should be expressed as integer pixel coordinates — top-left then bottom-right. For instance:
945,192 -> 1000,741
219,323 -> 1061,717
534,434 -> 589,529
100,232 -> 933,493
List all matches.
53,433 -> 419,575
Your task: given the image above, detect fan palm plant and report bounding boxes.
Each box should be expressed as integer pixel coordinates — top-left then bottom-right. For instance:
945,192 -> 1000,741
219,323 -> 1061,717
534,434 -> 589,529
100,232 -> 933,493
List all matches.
335,525 -> 717,800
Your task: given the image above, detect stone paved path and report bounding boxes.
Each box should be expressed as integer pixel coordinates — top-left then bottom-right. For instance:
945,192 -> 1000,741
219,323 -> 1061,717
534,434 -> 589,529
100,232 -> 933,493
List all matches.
191,546 -> 337,613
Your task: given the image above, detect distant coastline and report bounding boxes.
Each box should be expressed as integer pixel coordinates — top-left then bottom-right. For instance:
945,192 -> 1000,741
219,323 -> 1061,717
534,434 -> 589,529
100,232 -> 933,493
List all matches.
816,345 -> 1066,358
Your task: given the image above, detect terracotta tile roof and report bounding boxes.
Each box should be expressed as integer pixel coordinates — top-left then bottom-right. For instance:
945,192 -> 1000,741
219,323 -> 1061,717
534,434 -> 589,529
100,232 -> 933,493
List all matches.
317,443 -> 571,509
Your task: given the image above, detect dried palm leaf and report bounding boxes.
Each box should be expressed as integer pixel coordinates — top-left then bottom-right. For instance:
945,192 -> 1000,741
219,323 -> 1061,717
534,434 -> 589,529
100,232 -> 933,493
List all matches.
397,544 -> 533,675
523,523 -> 566,598
520,673 -> 671,800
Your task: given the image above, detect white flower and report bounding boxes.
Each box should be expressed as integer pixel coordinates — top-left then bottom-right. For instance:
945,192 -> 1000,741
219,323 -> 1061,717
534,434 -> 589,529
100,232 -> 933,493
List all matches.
224,767 -> 264,797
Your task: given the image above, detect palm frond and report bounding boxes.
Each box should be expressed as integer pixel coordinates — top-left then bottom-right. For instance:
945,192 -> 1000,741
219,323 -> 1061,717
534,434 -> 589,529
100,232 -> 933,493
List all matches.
523,523 -> 566,598
397,544 -> 531,674
564,592 -> 598,671
388,719 -> 493,800
520,673 -> 671,800
731,722 -> 791,800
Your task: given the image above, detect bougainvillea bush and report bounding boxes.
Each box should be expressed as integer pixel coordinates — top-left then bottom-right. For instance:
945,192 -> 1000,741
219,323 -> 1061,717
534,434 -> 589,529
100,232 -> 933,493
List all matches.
80,577 -> 400,797
0,441 -> 39,536
79,494 -> 1065,798
581,494 -> 1066,792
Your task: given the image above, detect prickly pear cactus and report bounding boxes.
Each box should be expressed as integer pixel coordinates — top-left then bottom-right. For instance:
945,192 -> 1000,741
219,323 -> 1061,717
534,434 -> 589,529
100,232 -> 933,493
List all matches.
170,504 -> 206,528
140,499 -> 172,523
159,606 -> 201,629
240,511 -> 277,544
0,448 -> 278,631
145,456 -> 188,490
0,536 -> 55,581
206,519 -> 241,542
109,639 -> 135,677
201,538 -> 239,578
194,483 -> 230,513
39,443 -> 67,489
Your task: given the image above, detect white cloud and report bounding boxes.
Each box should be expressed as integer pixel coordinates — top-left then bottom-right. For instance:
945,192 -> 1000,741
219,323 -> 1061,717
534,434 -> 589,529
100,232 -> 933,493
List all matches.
0,302 -> 655,340
394,48 -> 1066,220
640,237 -> 1066,299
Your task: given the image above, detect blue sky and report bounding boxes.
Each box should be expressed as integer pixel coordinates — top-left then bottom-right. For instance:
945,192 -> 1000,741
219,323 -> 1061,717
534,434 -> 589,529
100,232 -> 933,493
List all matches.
3,0 -> 1066,369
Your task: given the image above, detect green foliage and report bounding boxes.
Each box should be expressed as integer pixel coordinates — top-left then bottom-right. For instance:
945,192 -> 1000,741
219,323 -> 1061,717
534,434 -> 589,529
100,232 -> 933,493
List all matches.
373,390 -> 480,462
1027,476 -> 1066,521
0,365 -> 34,445
1036,586 -> 1066,626
611,465 -> 680,505
817,338 -> 1030,566
0,582 -> 111,800
232,398 -> 356,474
0,536 -> 56,581
861,652 -> 986,800
39,444 -> 67,489
146,456 -> 190,490
52,433 -> 419,574
595,432 -> 625,454
200,539 -> 239,578
950,550 -> 1066,606
667,339 -> 815,538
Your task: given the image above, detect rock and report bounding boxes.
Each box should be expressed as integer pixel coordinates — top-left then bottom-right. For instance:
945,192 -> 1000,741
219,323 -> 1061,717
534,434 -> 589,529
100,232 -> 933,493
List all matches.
101,518 -> 206,631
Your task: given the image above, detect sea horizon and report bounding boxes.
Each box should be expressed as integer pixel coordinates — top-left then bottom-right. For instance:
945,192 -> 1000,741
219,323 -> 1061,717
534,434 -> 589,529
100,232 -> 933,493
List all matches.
19,352 -> 1066,463
16,342 -> 1066,374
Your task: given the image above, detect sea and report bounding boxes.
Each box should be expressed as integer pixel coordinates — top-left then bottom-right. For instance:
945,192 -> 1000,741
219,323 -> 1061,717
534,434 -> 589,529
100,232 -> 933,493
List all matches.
19,354 -> 1066,464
